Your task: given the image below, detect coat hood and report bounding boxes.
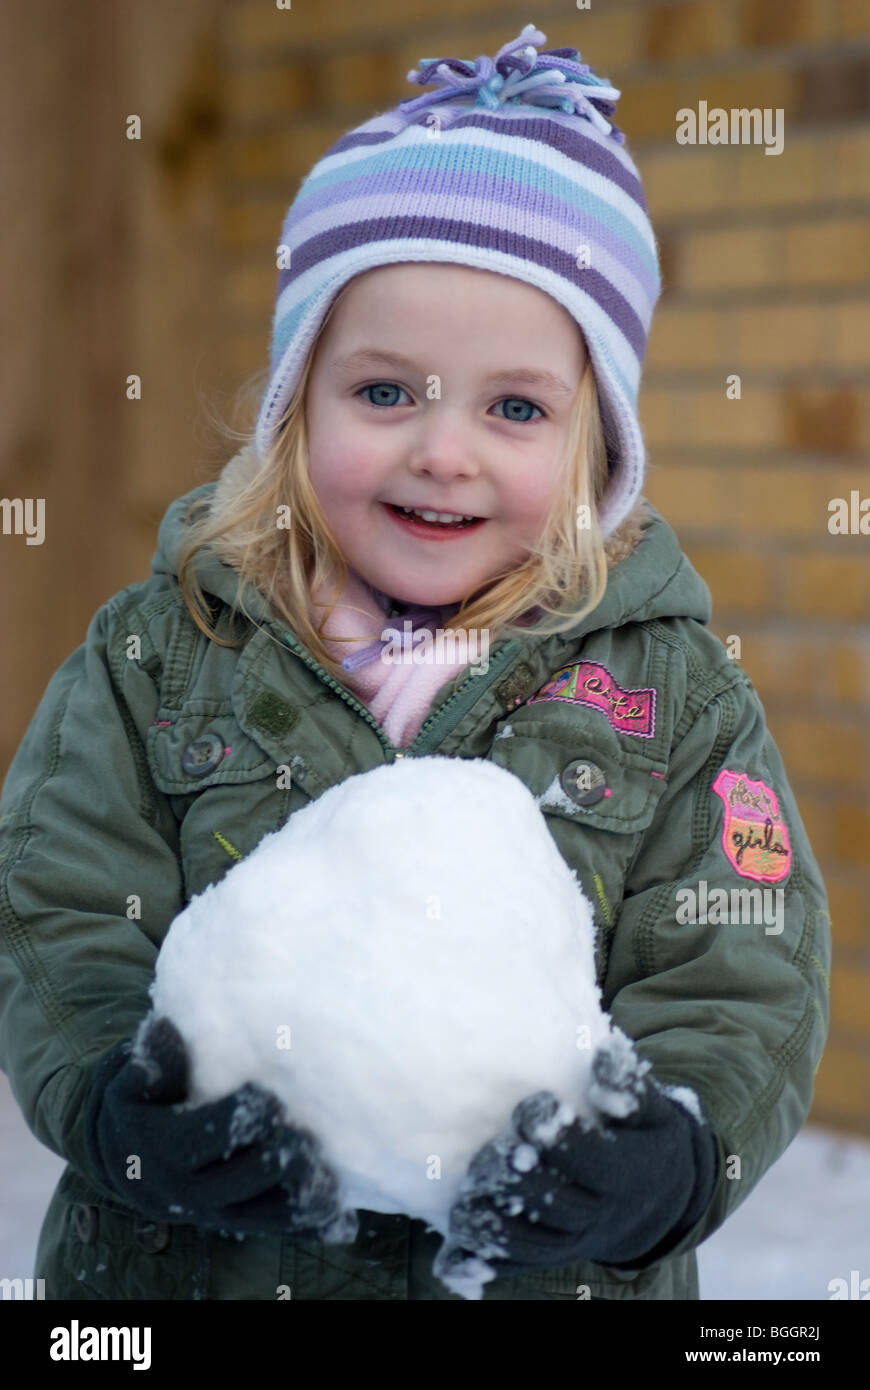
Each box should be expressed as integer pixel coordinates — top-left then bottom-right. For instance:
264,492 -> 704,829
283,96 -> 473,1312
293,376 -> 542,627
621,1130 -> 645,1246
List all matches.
150,443 -> 713,640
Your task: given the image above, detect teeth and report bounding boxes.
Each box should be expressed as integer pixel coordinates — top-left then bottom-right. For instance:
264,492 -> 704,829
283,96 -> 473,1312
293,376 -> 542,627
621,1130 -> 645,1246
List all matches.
401,507 -> 476,523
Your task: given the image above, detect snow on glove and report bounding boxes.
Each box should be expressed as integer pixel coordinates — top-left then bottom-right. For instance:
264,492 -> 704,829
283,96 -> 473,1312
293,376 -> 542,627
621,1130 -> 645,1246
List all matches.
81,1013 -> 358,1242
440,1046 -> 720,1280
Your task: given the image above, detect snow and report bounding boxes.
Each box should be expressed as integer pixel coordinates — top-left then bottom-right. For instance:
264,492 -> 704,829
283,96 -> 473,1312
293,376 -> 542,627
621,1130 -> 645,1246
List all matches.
149,755 -> 646,1299
660,1083 -> 705,1124
2,1055 -> 870,1300
4,753 -> 863,1302
536,775 -> 582,815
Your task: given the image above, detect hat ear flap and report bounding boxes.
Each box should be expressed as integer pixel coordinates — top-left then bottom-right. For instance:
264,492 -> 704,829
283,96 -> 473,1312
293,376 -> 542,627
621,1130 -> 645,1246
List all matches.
597,397 -> 621,483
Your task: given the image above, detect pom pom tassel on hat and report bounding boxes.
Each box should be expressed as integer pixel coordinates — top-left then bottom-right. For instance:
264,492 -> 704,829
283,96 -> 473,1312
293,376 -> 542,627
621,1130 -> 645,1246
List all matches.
256,23 -> 661,538
399,23 -> 624,137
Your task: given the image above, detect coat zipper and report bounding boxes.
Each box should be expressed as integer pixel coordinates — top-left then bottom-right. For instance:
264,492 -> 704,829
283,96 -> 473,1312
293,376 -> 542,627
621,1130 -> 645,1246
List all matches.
406,638 -> 523,754
277,625 -> 523,760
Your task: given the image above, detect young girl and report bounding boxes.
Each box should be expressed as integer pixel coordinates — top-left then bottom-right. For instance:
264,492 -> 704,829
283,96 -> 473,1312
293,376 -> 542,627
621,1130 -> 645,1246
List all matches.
0,25 -> 830,1302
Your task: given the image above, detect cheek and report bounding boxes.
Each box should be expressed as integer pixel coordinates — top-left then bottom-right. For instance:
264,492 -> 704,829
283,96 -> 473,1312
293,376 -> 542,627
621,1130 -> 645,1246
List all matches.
500,468 -> 556,523
307,413 -> 381,507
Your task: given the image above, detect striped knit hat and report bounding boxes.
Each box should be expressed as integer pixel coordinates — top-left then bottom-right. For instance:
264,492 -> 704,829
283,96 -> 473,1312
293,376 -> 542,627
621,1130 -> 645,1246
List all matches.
255,23 -> 661,538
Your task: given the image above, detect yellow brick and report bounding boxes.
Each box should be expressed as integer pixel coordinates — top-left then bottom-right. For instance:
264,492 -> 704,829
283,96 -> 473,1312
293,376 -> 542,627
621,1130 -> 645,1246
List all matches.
833,802 -> 870,864
643,149 -> 737,219
638,389 -> 678,448
793,793 -> 837,862
227,0 -> 404,48
661,386 -> 783,449
647,307 -> 726,368
322,49 -> 398,109
583,66 -> 800,148
569,8 -> 644,69
683,227 -> 775,292
828,129 -> 870,198
826,876 -> 870,950
729,469 -> 828,536
773,714 -> 870,786
831,301 -> 870,368
859,392 -> 870,450
646,0 -> 739,60
812,1043 -> 870,1135
643,386 -> 782,450
221,199 -> 288,252
735,632 -> 812,697
785,555 -> 870,620
644,464 -> 733,526
715,308 -> 745,363
831,962 -> 870,1037
705,387 -> 783,448
226,263 -> 276,318
731,303 -> 827,370
227,0 -> 317,48
741,630 -> 870,707
224,331 -> 271,383
228,2 -> 593,54
674,66 -> 795,129
226,122 -> 347,184
785,387 -> 870,453
618,75 -> 690,141
833,639 -> 870,702
734,137 -> 823,208
394,41 -> 428,82
838,0 -> 870,37
646,125 -> 813,219
829,641 -> 870,703
224,62 -> 318,122
816,467 -> 870,531
679,543 -> 774,613
225,129 -> 284,183
739,0 -> 837,44
783,219 -> 870,288
426,0 -> 510,26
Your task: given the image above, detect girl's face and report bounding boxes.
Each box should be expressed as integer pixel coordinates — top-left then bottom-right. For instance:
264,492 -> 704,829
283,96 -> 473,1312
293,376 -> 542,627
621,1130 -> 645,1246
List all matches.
305,263 -> 588,608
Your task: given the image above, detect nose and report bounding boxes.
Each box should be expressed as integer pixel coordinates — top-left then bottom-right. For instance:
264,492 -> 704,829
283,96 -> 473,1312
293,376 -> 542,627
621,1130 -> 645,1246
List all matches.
406,405 -> 480,484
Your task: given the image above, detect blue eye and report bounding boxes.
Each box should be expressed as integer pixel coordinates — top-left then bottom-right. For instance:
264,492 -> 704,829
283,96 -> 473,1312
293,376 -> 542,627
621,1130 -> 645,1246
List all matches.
359,383 -> 410,408
357,383 -> 544,421
493,397 -> 543,423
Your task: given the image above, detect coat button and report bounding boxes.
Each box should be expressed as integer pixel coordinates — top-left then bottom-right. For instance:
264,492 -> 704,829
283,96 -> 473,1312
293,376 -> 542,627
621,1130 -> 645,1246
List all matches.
74,1204 -> 98,1244
561,759 -> 608,806
182,733 -> 226,776
134,1219 -> 171,1253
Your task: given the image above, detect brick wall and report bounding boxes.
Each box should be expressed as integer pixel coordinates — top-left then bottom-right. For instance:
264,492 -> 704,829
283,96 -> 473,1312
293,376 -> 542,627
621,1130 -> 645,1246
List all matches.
217,0 -> 870,1135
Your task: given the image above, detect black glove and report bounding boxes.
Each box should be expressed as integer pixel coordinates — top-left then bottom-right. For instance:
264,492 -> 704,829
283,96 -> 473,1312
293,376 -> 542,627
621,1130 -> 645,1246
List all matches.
81,1013 -> 358,1241
441,1050 -> 720,1279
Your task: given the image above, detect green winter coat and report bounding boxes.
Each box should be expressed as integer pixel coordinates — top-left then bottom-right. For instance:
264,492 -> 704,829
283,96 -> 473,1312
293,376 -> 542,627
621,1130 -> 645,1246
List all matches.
0,459 -> 831,1301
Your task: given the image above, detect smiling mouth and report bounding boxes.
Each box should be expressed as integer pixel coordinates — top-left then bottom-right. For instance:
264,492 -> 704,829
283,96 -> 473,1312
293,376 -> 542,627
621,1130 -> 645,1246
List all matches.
385,503 -> 486,529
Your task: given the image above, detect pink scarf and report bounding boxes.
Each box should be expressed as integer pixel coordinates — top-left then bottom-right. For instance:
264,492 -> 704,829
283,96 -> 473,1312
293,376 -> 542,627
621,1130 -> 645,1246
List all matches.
307,568 -> 474,749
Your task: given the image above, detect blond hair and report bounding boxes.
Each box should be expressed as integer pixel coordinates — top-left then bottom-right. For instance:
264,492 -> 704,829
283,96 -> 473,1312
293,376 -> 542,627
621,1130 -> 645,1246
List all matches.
177,283 -> 612,694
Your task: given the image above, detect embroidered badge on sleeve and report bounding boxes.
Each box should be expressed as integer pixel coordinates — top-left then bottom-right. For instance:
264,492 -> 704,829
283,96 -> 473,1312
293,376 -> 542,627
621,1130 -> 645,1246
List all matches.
525,660 -> 656,738
712,769 -> 793,883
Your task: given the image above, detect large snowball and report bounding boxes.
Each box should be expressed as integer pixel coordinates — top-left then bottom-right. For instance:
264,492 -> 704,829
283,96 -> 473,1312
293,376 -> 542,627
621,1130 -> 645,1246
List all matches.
150,755 -> 639,1297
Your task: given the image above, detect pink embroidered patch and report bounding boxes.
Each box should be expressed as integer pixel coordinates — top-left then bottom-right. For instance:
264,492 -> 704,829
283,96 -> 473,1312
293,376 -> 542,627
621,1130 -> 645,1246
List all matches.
525,660 -> 656,738
712,769 -> 792,883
